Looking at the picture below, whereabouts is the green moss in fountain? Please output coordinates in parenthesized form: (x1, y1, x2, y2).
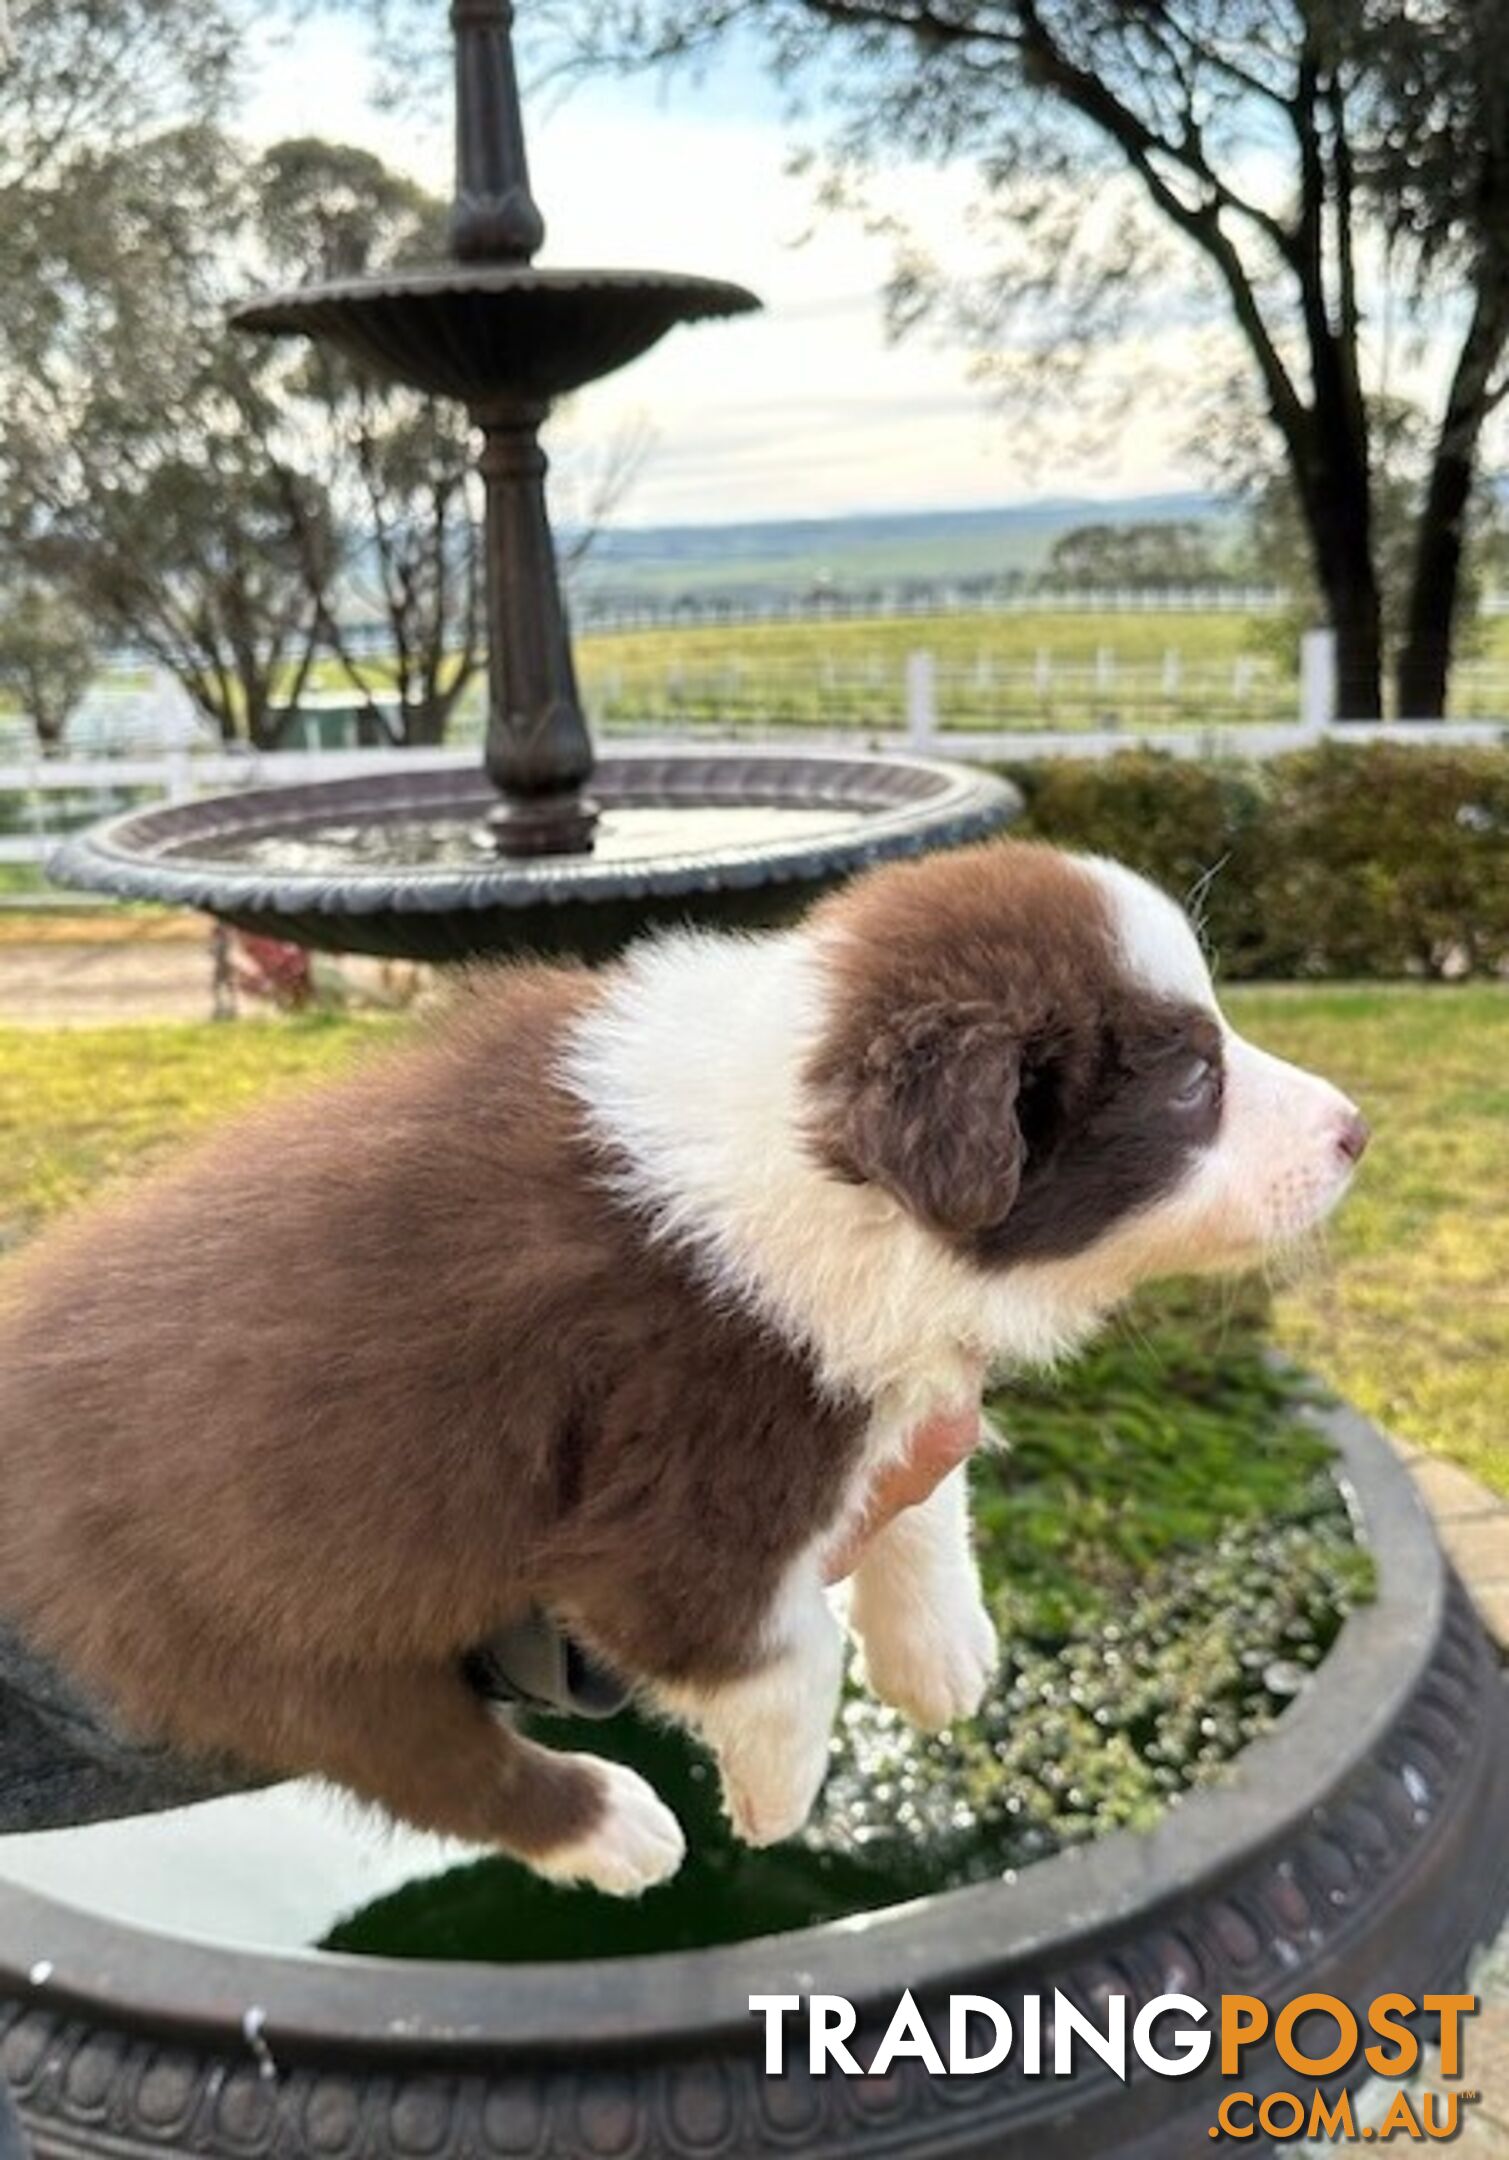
(323, 1280, 1374, 1965)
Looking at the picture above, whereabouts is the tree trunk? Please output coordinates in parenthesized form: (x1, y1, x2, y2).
(1328, 569, 1385, 723)
(1395, 451, 1474, 720)
(1396, 286, 1509, 719)
(404, 697, 448, 748)
(247, 689, 282, 752)
(1305, 469, 1384, 720)
(1289, 298, 1385, 720)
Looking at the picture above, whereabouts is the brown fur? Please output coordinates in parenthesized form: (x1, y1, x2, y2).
(0, 966, 866, 1854)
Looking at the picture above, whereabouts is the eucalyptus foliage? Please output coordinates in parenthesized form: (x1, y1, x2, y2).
(544, 0, 1509, 722)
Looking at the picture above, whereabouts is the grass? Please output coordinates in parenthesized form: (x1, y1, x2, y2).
(319, 605, 1509, 732)
(573, 609, 1295, 733)
(1223, 985, 1508, 1498)
(577, 609, 1268, 673)
(0, 1016, 376, 1240)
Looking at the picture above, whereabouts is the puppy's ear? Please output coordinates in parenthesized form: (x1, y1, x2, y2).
(817, 1001, 1025, 1235)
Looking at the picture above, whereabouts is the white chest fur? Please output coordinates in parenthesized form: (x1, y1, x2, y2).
(560, 925, 1103, 1430)
(560, 930, 985, 1403)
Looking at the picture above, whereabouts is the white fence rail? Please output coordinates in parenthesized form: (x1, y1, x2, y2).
(574, 583, 1290, 633)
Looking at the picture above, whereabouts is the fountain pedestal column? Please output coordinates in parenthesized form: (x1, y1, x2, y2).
(476, 409, 599, 856)
(449, 0, 545, 263)
(57, 0, 1014, 948)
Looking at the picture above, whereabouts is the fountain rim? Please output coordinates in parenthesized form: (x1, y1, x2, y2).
(0, 1399, 1448, 2061)
(48, 749, 1022, 917)
(231, 262, 763, 330)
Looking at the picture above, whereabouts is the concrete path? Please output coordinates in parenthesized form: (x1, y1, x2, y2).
(0, 933, 215, 1025)
(1402, 1451, 1509, 1655)
(1372, 1447, 1509, 2154)
(0, 914, 215, 1026)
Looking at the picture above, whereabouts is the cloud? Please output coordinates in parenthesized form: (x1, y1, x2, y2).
(239, 13, 1199, 522)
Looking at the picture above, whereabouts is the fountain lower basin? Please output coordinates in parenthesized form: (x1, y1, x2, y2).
(49, 748, 1021, 962)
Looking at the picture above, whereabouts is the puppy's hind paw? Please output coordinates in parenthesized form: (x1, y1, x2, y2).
(532, 1757, 685, 1897)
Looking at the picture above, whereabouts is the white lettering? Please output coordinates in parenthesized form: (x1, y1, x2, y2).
(950, 1995, 1013, 2075)
(1134, 1994, 1211, 2076)
(1054, 1991, 1127, 2079)
(747, 1995, 800, 2076)
(868, 1989, 946, 2077)
(809, 1994, 862, 2076)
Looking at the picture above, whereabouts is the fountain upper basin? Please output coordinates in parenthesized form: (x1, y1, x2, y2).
(232, 265, 761, 403)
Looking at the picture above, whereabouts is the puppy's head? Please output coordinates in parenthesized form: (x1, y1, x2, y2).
(806, 842, 1366, 1288)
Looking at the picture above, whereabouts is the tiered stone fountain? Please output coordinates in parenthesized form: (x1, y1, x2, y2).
(50, 0, 1015, 957)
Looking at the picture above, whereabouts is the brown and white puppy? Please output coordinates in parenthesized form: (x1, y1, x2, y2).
(0, 844, 1367, 1895)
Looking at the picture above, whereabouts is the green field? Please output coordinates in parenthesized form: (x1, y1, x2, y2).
(571, 608, 1509, 730)
(10, 605, 1506, 754)
(573, 608, 1294, 733)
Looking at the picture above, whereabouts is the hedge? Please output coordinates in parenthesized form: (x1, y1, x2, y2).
(1000, 742, 1509, 980)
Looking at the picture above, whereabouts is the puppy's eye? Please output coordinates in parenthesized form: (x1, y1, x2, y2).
(1170, 1054, 1216, 1110)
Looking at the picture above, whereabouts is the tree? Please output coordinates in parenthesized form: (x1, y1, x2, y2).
(0, 125, 340, 749)
(1041, 520, 1226, 592)
(1198, 387, 1502, 662)
(561, 0, 1509, 718)
(0, 123, 497, 752)
(254, 139, 486, 747)
(0, 0, 237, 192)
(0, 579, 98, 751)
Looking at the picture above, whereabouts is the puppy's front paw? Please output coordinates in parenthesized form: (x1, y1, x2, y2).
(720, 1726, 833, 1848)
(533, 1757, 685, 1897)
(860, 1595, 999, 1733)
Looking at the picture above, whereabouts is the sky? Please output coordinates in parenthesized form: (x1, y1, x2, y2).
(240, 12, 1199, 527)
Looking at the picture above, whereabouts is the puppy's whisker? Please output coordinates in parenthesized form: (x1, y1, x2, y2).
(1262, 1225, 1331, 1294)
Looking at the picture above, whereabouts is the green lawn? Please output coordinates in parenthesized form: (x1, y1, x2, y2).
(1223, 985, 1508, 1496)
(0, 988, 1502, 1497)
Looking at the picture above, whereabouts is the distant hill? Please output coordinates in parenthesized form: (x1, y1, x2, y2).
(572, 494, 1240, 601)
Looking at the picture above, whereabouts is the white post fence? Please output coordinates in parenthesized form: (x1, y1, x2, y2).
(905, 649, 938, 752)
(1300, 628, 1339, 734)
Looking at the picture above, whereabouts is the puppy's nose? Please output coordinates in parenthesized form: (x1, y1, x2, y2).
(1336, 1109, 1370, 1164)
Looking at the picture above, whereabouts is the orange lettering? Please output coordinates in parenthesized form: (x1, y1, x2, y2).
(1423, 1994, 1475, 2078)
(1274, 1994, 1358, 2079)
(1221, 1996, 1269, 2076)
(1365, 1992, 1419, 2078)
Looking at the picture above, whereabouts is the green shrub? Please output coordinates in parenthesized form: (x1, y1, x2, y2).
(1000, 753, 1269, 973)
(1257, 744, 1509, 979)
(1004, 741, 1509, 980)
